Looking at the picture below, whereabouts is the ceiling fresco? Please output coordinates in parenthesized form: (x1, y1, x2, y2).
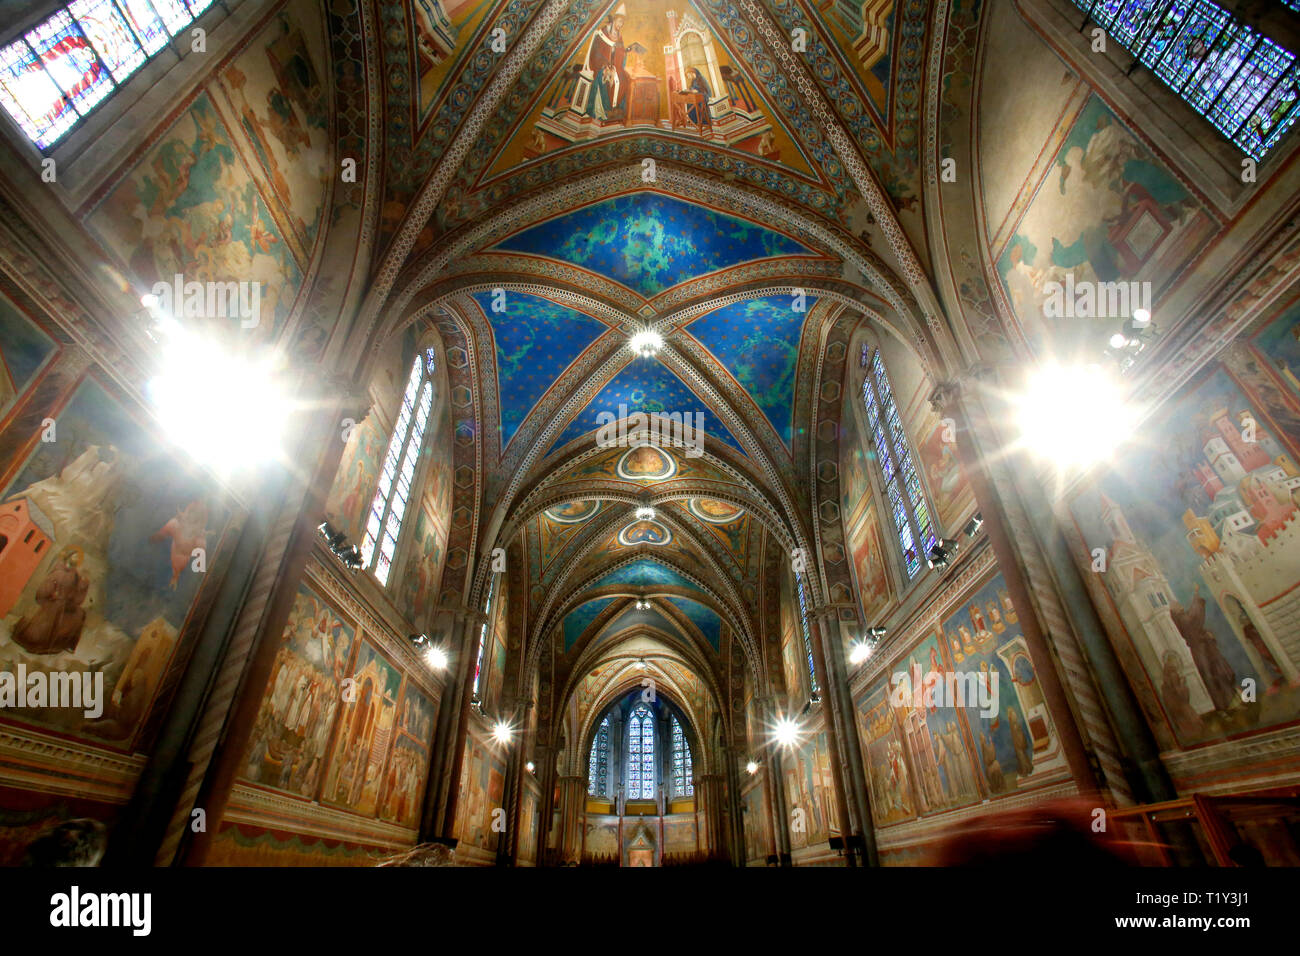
(480, 0, 820, 180)
(547, 356, 747, 455)
(662, 595, 722, 650)
(490, 192, 813, 301)
(684, 293, 815, 446)
(589, 557, 704, 594)
(470, 290, 612, 448)
(563, 595, 619, 651)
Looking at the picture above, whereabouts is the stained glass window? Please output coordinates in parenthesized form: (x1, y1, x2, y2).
(628, 705, 655, 799)
(1070, 0, 1300, 159)
(671, 715, 694, 797)
(795, 574, 819, 696)
(0, 1, 217, 150)
(862, 348, 937, 580)
(361, 349, 437, 585)
(472, 573, 497, 699)
(588, 716, 610, 796)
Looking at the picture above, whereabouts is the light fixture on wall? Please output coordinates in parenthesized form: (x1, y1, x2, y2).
(526, 761, 536, 774)
(1105, 309, 1155, 371)
(635, 597, 651, 610)
(629, 329, 663, 359)
(926, 538, 960, 571)
(962, 513, 983, 538)
(317, 521, 363, 571)
(492, 721, 514, 746)
(745, 760, 759, 775)
(410, 633, 447, 669)
(850, 626, 887, 666)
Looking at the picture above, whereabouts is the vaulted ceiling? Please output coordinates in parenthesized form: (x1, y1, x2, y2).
(334, 0, 975, 722)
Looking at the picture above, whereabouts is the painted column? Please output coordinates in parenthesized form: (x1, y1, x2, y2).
(426, 604, 490, 839)
(811, 605, 878, 865)
(805, 610, 857, 866)
(556, 774, 586, 863)
(758, 693, 793, 865)
(532, 743, 556, 864)
(698, 773, 725, 854)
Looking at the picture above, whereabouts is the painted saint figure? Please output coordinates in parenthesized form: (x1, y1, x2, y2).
(1170, 585, 1238, 713)
(11, 547, 90, 655)
(684, 67, 711, 126)
(584, 6, 629, 120)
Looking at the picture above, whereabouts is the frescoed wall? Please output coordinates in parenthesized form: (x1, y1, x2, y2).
(321, 640, 402, 817)
(453, 726, 508, 861)
(228, 566, 442, 864)
(740, 778, 770, 864)
(214, 0, 331, 247)
(663, 813, 697, 852)
(784, 727, 838, 851)
(87, 94, 303, 344)
(853, 569, 1071, 844)
(1066, 293, 1300, 761)
(240, 581, 355, 799)
(994, 95, 1217, 357)
(0, 375, 232, 750)
(0, 291, 56, 423)
(518, 780, 541, 865)
(323, 413, 386, 546)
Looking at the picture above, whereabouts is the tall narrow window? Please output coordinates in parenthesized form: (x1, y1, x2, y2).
(471, 573, 498, 701)
(588, 716, 610, 796)
(1068, 0, 1300, 160)
(0, 0, 216, 149)
(795, 574, 818, 696)
(671, 715, 693, 797)
(628, 704, 655, 799)
(862, 348, 937, 580)
(360, 349, 436, 585)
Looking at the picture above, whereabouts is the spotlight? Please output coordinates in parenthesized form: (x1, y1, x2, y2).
(1015, 363, 1134, 470)
(492, 721, 513, 745)
(409, 633, 429, 647)
(338, 545, 363, 570)
(926, 538, 959, 571)
(849, 641, 872, 665)
(526, 761, 536, 774)
(865, 626, 887, 639)
(1131, 308, 1151, 328)
(635, 506, 656, 521)
(629, 330, 663, 358)
(635, 598, 651, 610)
(772, 716, 800, 748)
(636, 657, 647, 671)
(962, 513, 983, 538)
(745, 760, 759, 775)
